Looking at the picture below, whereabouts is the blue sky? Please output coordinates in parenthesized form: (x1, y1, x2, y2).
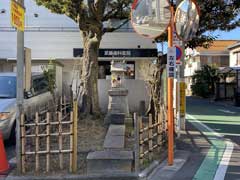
(211, 28, 240, 40)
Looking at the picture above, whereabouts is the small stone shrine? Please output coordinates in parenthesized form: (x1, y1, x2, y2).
(105, 60, 129, 124)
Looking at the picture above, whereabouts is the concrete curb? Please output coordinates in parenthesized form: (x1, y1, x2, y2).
(138, 161, 159, 180)
(6, 151, 189, 180)
(6, 172, 139, 180)
(147, 150, 190, 180)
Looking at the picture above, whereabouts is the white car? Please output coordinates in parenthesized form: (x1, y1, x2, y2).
(0, 72, 53, 143)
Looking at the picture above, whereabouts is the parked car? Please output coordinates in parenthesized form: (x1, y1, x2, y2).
(0, 72, 53, 143)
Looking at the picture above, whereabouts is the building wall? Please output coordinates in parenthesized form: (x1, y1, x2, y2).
(0, 62, 14, 72)
(98, 79, 149, 113)
(229, 46, 240, 67)
(0, 31, 155, 60)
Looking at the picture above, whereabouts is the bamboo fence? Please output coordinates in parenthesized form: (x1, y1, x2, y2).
(134, 111, 167, 171)
(20, 97, 78, 173)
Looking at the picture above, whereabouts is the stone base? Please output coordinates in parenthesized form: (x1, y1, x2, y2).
(87, 150, 133, 174)
(107, 88, 129, 115)
(104, 125, 125, 149)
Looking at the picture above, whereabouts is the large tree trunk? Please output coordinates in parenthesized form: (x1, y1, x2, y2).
(79, 30, 102, 116)
(147, 55, 167, 120)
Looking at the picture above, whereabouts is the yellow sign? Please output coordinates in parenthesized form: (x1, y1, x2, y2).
(11, 0, 25, 31)
(180, 82, 186, 117)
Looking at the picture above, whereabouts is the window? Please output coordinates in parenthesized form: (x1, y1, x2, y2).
(0, 76, 16, 98)
(212, 56, 221, 67)
(220, 56, 229, 67)
(32, 76, 49, 95)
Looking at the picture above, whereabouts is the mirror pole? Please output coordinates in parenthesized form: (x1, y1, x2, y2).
(167, 4, 174, 166)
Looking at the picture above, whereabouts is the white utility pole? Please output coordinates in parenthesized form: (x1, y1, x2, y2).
(16, 0, 25, 173)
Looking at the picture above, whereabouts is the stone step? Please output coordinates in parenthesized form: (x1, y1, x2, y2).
(110, 113, 125, 124)
(104, 125, 125, 149)
(87, 150, 133, 174)
(107, 124, 125, 136)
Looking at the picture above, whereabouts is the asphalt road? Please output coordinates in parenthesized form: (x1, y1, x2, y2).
(185, 97, 240, 180)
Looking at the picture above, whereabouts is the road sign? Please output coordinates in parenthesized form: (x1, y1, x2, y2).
(175, 45, 182, 61)
(11, 0, 25, 31)
(167, 47, 176, 78)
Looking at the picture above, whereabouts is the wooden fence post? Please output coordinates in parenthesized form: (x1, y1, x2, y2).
(134, 113, 140, 172)
(158, 112, 163, 149)
(72, 100, 78, 172)
(58, 112, 63, 170)
(148, 114, 153, 161)
(69, 112, 73, 172)
(20, 114, 25, 173)
(64, 96, 67, 115)
(139, 116, 143, 165)
(35, 112, 39, 172)
(60, 96, 63, 114)
(46, 112, 50, 172)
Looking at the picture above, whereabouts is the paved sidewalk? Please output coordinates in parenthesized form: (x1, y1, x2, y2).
(145, 121, 211, 180)
(147, 150, 190, 180)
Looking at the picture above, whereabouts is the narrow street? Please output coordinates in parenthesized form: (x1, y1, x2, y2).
(174, 97, 240, 180)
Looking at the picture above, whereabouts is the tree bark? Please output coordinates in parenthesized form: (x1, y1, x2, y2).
(147, 55, 167, 120)
(79, 30, 102, 116)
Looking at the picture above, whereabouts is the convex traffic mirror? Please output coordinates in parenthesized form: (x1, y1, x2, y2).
(131, 0, 171, 39)
(174, 0, 200, 41)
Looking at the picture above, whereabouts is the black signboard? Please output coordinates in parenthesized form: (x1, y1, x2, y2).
(73, 48, 157, 58)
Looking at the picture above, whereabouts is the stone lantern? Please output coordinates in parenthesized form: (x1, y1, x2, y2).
(105, 60, 129, 124)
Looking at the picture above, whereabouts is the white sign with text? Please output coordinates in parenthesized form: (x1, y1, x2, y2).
(167, 47, 176, 78)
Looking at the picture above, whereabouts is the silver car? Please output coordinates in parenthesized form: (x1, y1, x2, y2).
(0, 72, 52, 143)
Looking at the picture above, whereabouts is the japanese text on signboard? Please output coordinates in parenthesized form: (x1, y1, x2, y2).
(11, 0, 25, 31)
(167, 47, 176, 78)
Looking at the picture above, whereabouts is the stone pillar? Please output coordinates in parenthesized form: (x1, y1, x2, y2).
(105, 60, 129, 124)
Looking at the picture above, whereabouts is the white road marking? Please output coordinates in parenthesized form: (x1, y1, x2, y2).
(186, 114, 222, 137)
(213, 141, 234, 180)
(186, 114, 234, 180)
(218, 109, 236, 114)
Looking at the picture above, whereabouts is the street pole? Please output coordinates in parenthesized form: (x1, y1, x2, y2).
(16, 0, 25, 173)
(167, 4, 174, 166)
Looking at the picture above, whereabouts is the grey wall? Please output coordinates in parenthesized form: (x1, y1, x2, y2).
(64, 79, 149, 113)
(98, 79, 149, 113)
